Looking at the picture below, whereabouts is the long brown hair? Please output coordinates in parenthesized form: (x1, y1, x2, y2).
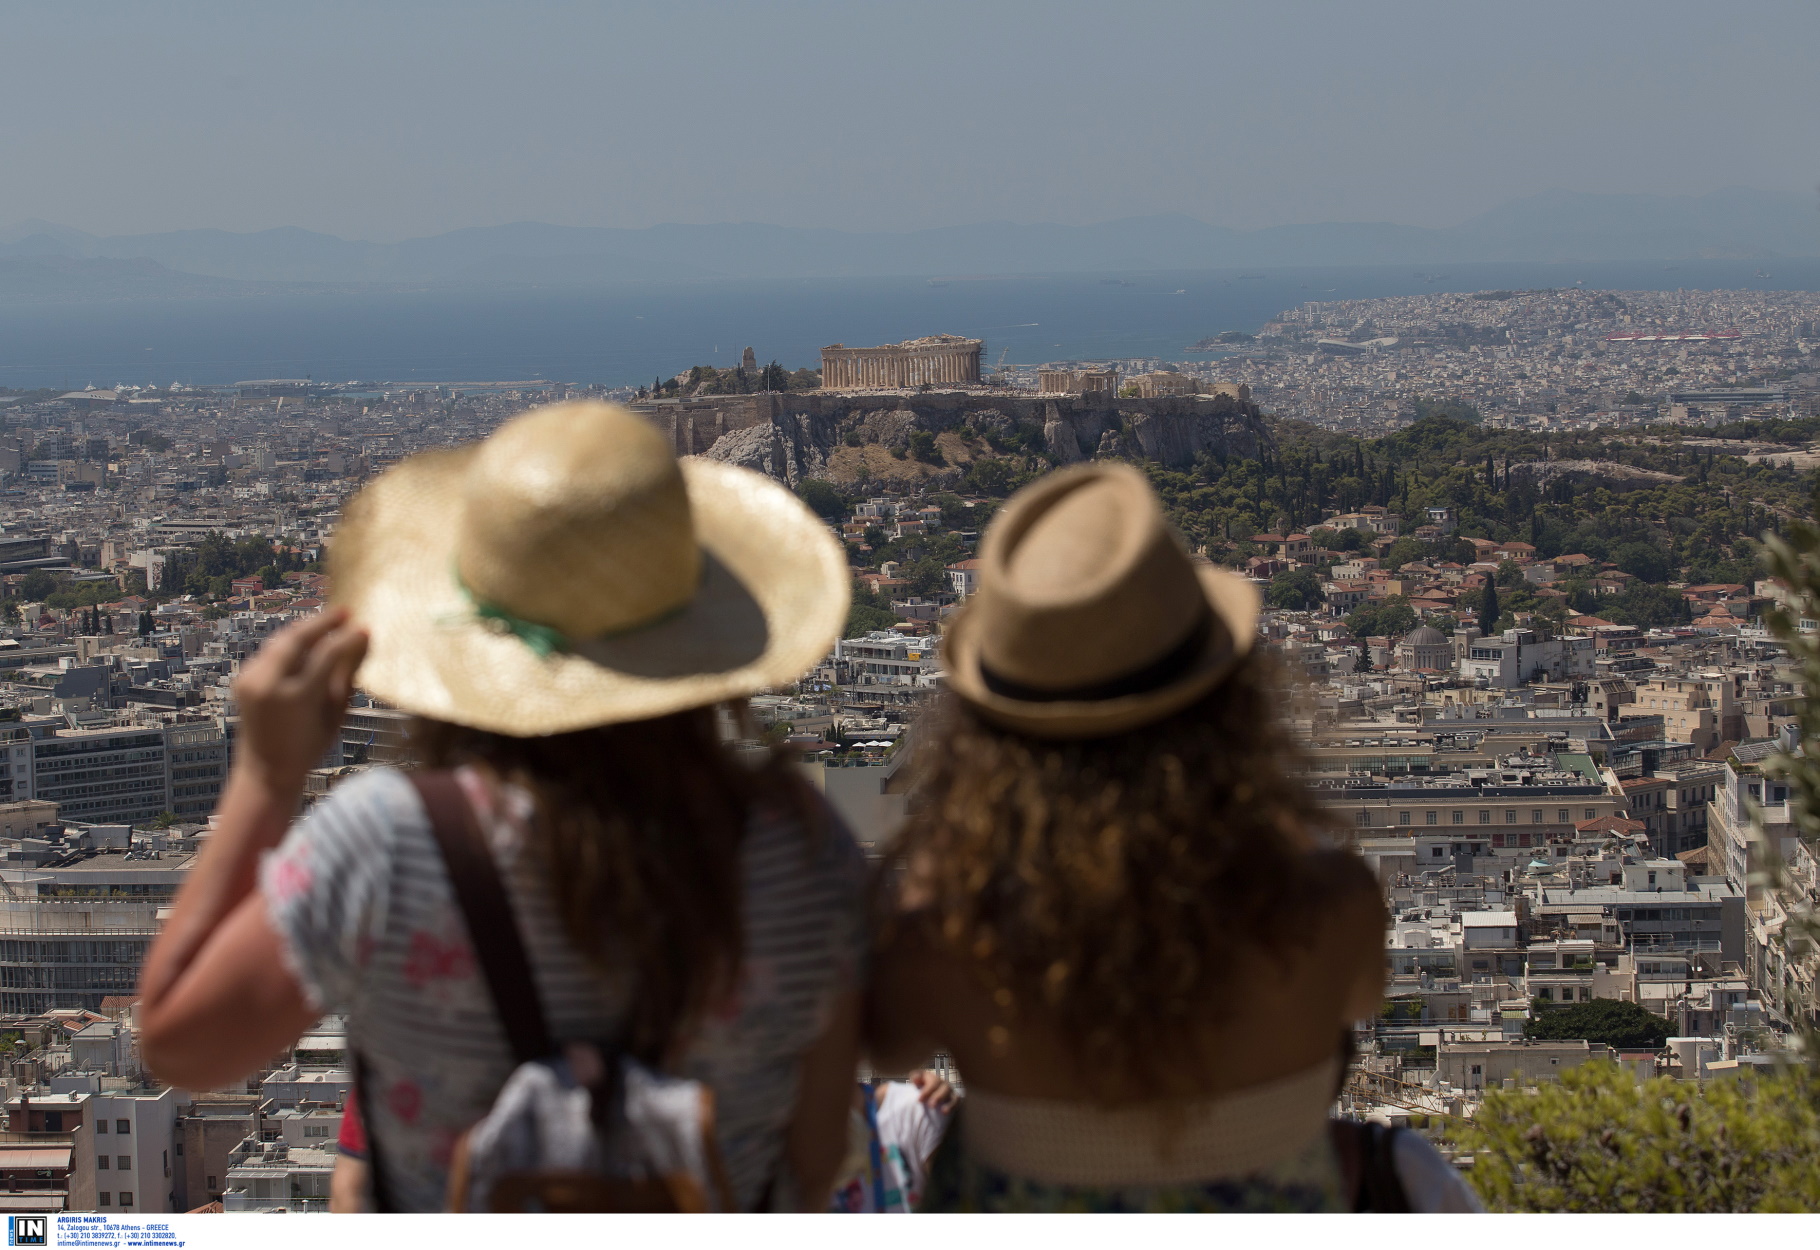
(889, 654, 1362, 1101)
(411, 704, 812, 1065)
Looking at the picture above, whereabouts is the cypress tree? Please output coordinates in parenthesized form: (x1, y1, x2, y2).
(1481, 579, 1500, 632)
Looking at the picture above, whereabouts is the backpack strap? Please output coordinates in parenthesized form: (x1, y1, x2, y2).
(1330, 1119, 1413, 1212)
(1357, 1122, 1412, 1213)
(351, 1054, 392, 1212)
(410, 770, 555, 1064)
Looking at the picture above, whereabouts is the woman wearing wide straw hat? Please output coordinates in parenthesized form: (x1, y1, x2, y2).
(138, 401, 866, 1211)
(868, 462, 1387, 1212)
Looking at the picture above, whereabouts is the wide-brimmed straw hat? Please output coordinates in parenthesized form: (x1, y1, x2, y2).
(943, 462, 1259, 739)
(330, 401, 848, 736)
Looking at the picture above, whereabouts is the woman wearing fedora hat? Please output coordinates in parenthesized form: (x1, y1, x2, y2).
(868, 462, 1387, 1212)
(137, 402, 869, 1211)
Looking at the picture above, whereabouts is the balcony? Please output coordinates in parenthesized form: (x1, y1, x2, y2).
(221, 1188, 329, 1214)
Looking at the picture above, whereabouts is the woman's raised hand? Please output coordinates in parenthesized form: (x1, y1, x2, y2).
(233, 607, 369, 792)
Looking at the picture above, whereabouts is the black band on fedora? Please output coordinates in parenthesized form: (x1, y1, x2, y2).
(979, 609, 1214, 705)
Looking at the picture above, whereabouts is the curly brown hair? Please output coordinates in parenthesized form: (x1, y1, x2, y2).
(887, 654, 1355, 1101)
(411, 705, 816, 1067)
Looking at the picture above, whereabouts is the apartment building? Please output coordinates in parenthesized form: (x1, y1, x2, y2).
(18, 724, 167, 826)
(0, 848, 193, 1013)
(1460, 629, 1594, 689)
(221, 1137, 336, 1213)
(1529, 857, 1744, 964)
(1312, 760, 1625, 848)
(165, 720, 230, 820)
(1438, 1039, 1613, 1092)
(88, 1087, 182, 1214)
(172, 1094, 262, 1212)
(834, 632, 940, 689)
(1631, 674, 1740, 751)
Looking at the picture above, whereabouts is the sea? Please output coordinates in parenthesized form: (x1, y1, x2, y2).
(2, 258, 1817, 392)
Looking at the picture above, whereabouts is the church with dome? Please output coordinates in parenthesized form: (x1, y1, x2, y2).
(1395, 624, 1453, 673)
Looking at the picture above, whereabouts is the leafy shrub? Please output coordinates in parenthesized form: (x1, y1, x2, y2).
(1455, 1062, 1820, 1212)
(795, 478, 844, 520)
(1525, 998, 1672, 1049)
(908, 431, 944, 465)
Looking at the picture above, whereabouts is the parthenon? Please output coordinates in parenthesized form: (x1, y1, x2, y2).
(821, 334, 983, 390)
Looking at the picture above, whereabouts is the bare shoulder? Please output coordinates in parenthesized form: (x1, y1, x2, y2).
(1308, 847, 1386, 931)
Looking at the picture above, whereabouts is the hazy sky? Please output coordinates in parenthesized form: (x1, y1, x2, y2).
(5, 0, 1817, 241)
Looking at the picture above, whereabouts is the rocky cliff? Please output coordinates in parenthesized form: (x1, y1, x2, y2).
(636, 390, 1272, 487)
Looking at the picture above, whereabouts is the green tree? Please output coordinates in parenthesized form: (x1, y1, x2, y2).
(1479, 579, 1499, 630)
(1454, 1062, 1820, 1212)
(1495, 557, 1525, 588)
(796, 479, 845, 521)
(908, 431, 945, 465)
(1265, 567, 1324, 611)
(1525, 997, 1672, 1049)
(1345, 595, 1415, 641)
(845, 602, 899, 636)
(965, 458, 1014, 496)
(18, 570, 55, 601)
(1615, 541, 1672, 584)
(1603, 583, 1693, 629)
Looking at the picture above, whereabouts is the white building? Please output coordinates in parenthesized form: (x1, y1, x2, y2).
(1459, 629, 1594, 689)
(221, 1137, 336, 1213)
(834, 633, 941, 688)
(0, 850, 192, 1013)
(1461, 911, 1519, 949)
(84, 1086, 182, 1214)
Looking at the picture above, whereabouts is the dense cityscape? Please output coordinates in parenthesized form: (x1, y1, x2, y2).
(0, 286, 1817, 1212)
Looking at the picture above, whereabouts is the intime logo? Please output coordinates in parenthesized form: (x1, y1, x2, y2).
(8, 1216, 46, 1246)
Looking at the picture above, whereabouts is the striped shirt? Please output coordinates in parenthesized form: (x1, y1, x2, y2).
(261, 765, 868, 1212)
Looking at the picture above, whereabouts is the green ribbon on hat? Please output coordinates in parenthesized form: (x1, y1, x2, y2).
(453, 568, 572, 658)
(447, 559, 706, 659)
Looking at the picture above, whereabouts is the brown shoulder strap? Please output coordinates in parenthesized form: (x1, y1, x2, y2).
(409, 770, 555, 1065)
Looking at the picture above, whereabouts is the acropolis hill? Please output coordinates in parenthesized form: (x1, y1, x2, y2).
(630, 333, 1269, 488)
(631, 386, 1268, 487)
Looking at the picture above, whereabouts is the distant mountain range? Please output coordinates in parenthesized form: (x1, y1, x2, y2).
(1, 187, 1814, 296)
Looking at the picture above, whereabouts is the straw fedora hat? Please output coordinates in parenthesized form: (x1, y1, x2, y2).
(329, 401, 848, 737)
(942, 462, 1259, 739)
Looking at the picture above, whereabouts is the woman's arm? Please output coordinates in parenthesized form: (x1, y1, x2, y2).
(784, 986, 861, 1210)
(138, 609, 367, 1089)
